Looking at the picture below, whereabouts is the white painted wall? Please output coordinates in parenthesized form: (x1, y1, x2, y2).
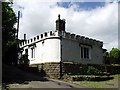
(62, 38, 103, 64)
(62, 38, 80, 62)
(26, 37, 61, 65)
(90, 45, 103, 64)
(20, 31, 103, 65)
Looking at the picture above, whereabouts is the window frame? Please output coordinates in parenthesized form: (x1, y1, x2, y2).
(31, 47, 35, 59)
(80, 45, 91, 60)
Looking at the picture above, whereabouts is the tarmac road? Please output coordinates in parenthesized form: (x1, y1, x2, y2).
(3, 64, 86, 89)
(7, 78, 86, 88)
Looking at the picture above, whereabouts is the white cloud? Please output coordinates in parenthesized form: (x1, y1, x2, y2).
(13, 1, 118, 51)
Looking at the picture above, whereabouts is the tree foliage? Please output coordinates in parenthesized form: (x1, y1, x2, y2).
(109, 48, 120, 59)
(109, 48, 120, 64)
(103, 48, 120, 64)
(2, 2, 18, 65)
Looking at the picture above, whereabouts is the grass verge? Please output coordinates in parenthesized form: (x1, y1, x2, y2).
(72, 74, 119, 88)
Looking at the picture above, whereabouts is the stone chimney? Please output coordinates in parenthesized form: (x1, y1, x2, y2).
(56, 14, 66, 32)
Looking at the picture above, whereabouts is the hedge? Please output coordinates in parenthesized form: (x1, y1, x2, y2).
(71, 75, 113, 81)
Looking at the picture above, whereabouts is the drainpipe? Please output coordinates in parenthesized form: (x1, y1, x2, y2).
(60, 35, 62, 79)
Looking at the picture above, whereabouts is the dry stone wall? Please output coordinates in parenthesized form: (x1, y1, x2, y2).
(38, 63, 62, 79)
(34, 62, 120, 79)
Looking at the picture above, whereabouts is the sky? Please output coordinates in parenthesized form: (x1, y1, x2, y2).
(12, 0, 119, 51)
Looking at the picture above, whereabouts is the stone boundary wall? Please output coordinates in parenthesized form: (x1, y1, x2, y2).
(31, 62, 120, 79)
(37, 62, 62, 79)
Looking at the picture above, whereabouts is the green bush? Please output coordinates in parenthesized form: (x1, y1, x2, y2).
(71, 75, 113, 81)
(87, 66, 99, 75)
(86, 66, 110, 76)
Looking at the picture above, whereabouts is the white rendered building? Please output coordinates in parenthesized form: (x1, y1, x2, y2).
(19, 15, 103, 65)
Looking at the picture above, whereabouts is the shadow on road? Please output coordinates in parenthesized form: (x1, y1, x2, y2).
(2, 63, 49, 89)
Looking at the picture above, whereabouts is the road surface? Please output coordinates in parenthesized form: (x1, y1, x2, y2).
(2, 64, 86, 89)
(4, 78, 86, 88)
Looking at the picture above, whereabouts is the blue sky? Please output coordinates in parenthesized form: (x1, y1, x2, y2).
(57, 2, 106, 10)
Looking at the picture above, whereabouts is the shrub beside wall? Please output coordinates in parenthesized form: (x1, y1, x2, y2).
(62, 63, 120, 75)
(71, 75, 113, 81)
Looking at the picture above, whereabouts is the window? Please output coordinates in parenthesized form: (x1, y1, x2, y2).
(31, 48, 33, 58)
(31, 48, 35, 58)
(86, 48, 89, 58)
(84, 48, 87, 58)
(25, 49, 28, 55)
(81, 46, 90, 59)
(81, 47, 83, 58)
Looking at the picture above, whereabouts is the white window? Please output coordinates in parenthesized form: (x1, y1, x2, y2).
(31, 48, 35, 58)
(81, 46, 91, 59)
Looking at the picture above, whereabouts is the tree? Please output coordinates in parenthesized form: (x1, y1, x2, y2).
(109, 48, 120, 64)
(103, 51, 110, 64)
(2, 2, 18, 65)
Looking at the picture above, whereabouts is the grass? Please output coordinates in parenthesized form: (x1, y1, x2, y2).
(72, 74, 120, 88)
(111, 64, 120, 66)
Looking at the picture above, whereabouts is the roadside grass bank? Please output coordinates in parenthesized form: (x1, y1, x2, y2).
(72, 74, 120, 88)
